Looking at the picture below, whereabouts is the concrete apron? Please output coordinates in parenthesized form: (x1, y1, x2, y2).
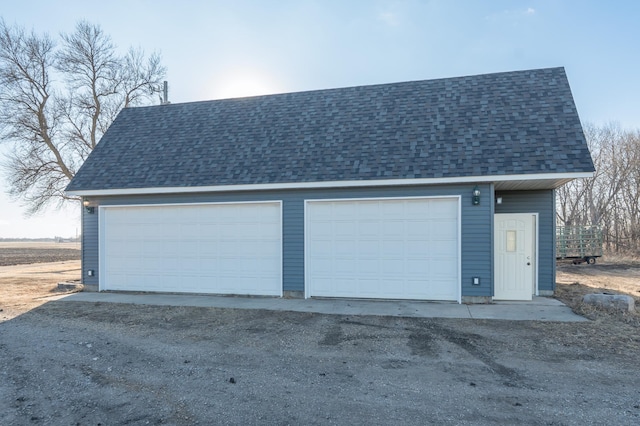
(61, 293, 588, 322)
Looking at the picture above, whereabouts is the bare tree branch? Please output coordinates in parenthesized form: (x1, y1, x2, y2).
(557, 122, 640, 252)
(0, 19, 166, 214)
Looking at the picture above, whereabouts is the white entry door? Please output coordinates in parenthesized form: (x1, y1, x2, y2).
(494, 213, 536, 300)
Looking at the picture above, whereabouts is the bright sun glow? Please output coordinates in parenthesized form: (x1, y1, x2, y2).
(210, 69, 283, 100)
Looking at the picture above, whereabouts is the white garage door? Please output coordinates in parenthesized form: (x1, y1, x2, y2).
(100, 202, 282, 295)
(306, 197, 459, 301)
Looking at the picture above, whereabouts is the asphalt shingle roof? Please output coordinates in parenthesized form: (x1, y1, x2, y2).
(66, 67, 594, 192)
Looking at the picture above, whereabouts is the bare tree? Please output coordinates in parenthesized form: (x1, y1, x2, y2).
(557, 122, 640, 253)
(0, 20, 165, 214)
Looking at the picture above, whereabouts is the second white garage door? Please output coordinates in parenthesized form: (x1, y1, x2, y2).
(306, 197, 460, 301)
(100, 202, 282, 295)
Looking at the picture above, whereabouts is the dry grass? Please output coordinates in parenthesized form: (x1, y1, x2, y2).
(555, 256, 640, 328)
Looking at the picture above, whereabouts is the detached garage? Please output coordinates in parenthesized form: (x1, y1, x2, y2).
(66, 67, 595, 304)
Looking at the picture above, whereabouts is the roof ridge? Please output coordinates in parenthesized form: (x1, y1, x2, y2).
(129, 66, 567, 110)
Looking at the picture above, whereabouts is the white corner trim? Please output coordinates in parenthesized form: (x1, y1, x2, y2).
(66, 172, 594, 197)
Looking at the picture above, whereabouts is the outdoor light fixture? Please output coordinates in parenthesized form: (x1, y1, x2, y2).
(472, 186, 481, 205)
(83, 199, 95, 214)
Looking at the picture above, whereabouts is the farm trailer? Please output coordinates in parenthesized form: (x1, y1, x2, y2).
(556, 225, 603, 264)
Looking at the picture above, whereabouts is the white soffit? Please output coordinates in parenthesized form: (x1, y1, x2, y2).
(67, 172, 594, 197)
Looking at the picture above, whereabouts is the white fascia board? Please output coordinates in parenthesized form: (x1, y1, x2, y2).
(66, 171, 594, 197)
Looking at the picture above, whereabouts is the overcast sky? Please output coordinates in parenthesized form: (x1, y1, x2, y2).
(1, 0, 639, 238)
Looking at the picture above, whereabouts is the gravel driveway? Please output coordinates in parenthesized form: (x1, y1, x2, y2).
(1, 300, 639, 425)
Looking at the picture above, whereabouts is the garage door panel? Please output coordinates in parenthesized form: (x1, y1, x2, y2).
(431, 241, 458, 256)
(334, 202, 355, 216)
(407, 222, 429, 238)
(405, 258, 430, 275)
(357, 258, 380, 274)
(259, 262, 281, 277)
(310, 257, 333, 274)
(381, 201, 404, 216)
(379, 279, 403, 293)
(357, 240, 379, 256)
(404, 201, 430, 218)
(356, 278, 381, 295)
(105, 240, 126, 256)
(379, 258, 404, 275)
(161, 241, 180, 257)
(334, 279, 356, 295)
(330, 257, 349, 273)
(312, 278, 333, 293)
(199, 242, 219, 256)
(404, 279, 430, 296)
(200, 223, 219, 235)
(429, 200, 457, 216)
(358, 221, 380, 236)
(434, 245, 459, 259)
(334, 240, 357, 255)
(334, 221, 356, 237)
(381, 240, 404, 255)
(259, 225, 281, 240)
(179, 257, 200, 271)
(179, 243, 200, 257)
(181, 223, 200, 238)
(102, 202, 282, 296)
(307, 198, 459, 301)
(200, 258, 219, 274)
(308, 203, 332, 220)
(431, 219, 457, 235)
(381, 221, 404, 236)
(309, 239, 332, 256)
(310, 221, 332, 236)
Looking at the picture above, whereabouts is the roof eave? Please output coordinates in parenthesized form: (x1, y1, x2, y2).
(66, 172, 594, 197)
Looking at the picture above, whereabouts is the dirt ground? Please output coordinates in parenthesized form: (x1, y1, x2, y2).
(1, 245, 639, 424)
(0, 241, 80, 266)
(0, 260, 81, 321)
(0, 242, 81, 320)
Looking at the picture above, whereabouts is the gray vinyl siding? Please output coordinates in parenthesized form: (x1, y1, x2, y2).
(81, 183, 493, 297)
(494, 189, 556, 292)
(460, 184, 493, 297)
(81, 203, 99, 286)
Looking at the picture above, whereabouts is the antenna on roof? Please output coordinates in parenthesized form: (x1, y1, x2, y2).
(160, 81, 170, 105)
